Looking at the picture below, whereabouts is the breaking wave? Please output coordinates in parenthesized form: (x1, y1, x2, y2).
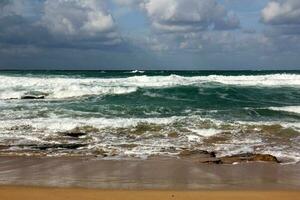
(269, 106, 300, 114)
(0, 73, 299, 99)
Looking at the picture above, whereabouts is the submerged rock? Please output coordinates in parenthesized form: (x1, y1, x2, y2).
(21, 95, 45, 99)
(63, 132, 87, 138)
(93, 149, 108, 157)
(17, 143, 86, 150)
(179, 150, 279, 164)
(179, 149, 216, 157)
(0, 145, 9, 150)
(219, 153, 279, 164)
(167, 132, 179, 138)
(179, 149, 219, 163)
(62, 126, 99, 138)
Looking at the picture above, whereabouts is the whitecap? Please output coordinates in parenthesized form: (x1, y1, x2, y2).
(268, 106, 300, 114)
(0, 73, 300, 99)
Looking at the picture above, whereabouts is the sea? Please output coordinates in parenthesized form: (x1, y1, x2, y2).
(0, 70, 299, 163)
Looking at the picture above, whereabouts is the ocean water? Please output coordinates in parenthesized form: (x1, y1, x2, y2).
(0, 70, 299, 163)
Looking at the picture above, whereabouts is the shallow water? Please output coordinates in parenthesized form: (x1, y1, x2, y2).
(0, 70, 299, 162)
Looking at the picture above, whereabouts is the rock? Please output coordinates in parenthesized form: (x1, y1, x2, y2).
(17, 143, 86, 150)
(219, 153, 279, 164)
(201, 158, 223, 164)
(179, 150, 279, 164)
(0, 145, 9, 150)
(179, 149, 219, 163)
(64, 132, 87, 138)
(179, 149, 216, 157)
(118, 144, 138, 149)
(62, 126, 100, 138)
(21, 95, 45, 99)
(167, 132, 179, 138)
(93, 149, 108, 157)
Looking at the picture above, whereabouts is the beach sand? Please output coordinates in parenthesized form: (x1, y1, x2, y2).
(0, 187, 300, 200)
(0, 156, 299, 199)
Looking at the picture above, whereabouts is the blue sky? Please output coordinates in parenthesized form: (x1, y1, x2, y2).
(0, 0, 300, 70)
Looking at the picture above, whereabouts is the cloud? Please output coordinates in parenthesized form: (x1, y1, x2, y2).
(261, 0, 300, 52)
(0, 0, 122, 49)
(142, 0, 240, 33)
(261, 0, 300, 25)
(42, 0, 115, 37)
(113, 0, 142, 7)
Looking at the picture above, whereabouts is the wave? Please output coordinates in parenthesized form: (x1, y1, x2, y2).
(0, 73, 299, 99)
(268, 106, 300, 114)
(128, 70, 145, 74)
(0, 115, 299, 162)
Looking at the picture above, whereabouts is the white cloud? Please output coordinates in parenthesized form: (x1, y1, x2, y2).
(142, 0, 239, 33)
(261, 0, 300, 51)
(41, 0, 116, 37)
(262, 0, 300, 25)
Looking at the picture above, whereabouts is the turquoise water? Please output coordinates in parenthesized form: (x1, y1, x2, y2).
(0, 70, 299, 162)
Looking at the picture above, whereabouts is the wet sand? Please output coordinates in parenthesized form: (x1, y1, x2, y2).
(0, 156, 299, 190)
(0, 156, 299, 200)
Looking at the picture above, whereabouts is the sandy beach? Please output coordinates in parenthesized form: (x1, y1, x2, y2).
(0, 187, 300, 200)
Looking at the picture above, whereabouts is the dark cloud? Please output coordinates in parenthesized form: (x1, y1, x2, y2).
(0, 0, 123, 50)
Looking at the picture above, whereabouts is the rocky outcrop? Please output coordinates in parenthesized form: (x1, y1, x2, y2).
(179, 150, 280, 164)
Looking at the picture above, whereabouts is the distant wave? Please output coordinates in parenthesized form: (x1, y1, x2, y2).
(128, 70, 145, 74)
(0, 73, 300, 99)
(269, 106, 300, 114)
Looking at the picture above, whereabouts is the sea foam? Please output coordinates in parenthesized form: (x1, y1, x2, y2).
(269, 106, 300, 114)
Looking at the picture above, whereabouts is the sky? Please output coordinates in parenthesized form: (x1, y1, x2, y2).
(0, 0, 300, 70)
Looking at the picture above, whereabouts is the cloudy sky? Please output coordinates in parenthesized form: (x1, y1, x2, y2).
(0, 0, 300, 70)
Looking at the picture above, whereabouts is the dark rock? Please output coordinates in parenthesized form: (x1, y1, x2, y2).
(179, 149, 216, 157)
(167, 132, 179, 138)
(93, 149, 108, 157)
(219, 153, 279, 164)
(61, 126, 100, 138)
(0, 145, 9, 150)
(179, 149, 218, 163)
(179, 150, 279, 164)
(201, 158, 223, 164)
(118, 144, 138, 149)
(21, 95, 45, 99)
(64, 132, 87, 138)
(17, 143, 86, 150)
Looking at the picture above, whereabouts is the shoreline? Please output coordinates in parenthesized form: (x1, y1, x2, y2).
(0, 156, 299, 190)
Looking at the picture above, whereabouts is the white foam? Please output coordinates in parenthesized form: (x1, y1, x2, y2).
(188, 128, 220, 137)
(128, 70, 145, 74)
(269, 106, 300, 114)
(0, 73, 299, 99)
(0, 116, 181, 132)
